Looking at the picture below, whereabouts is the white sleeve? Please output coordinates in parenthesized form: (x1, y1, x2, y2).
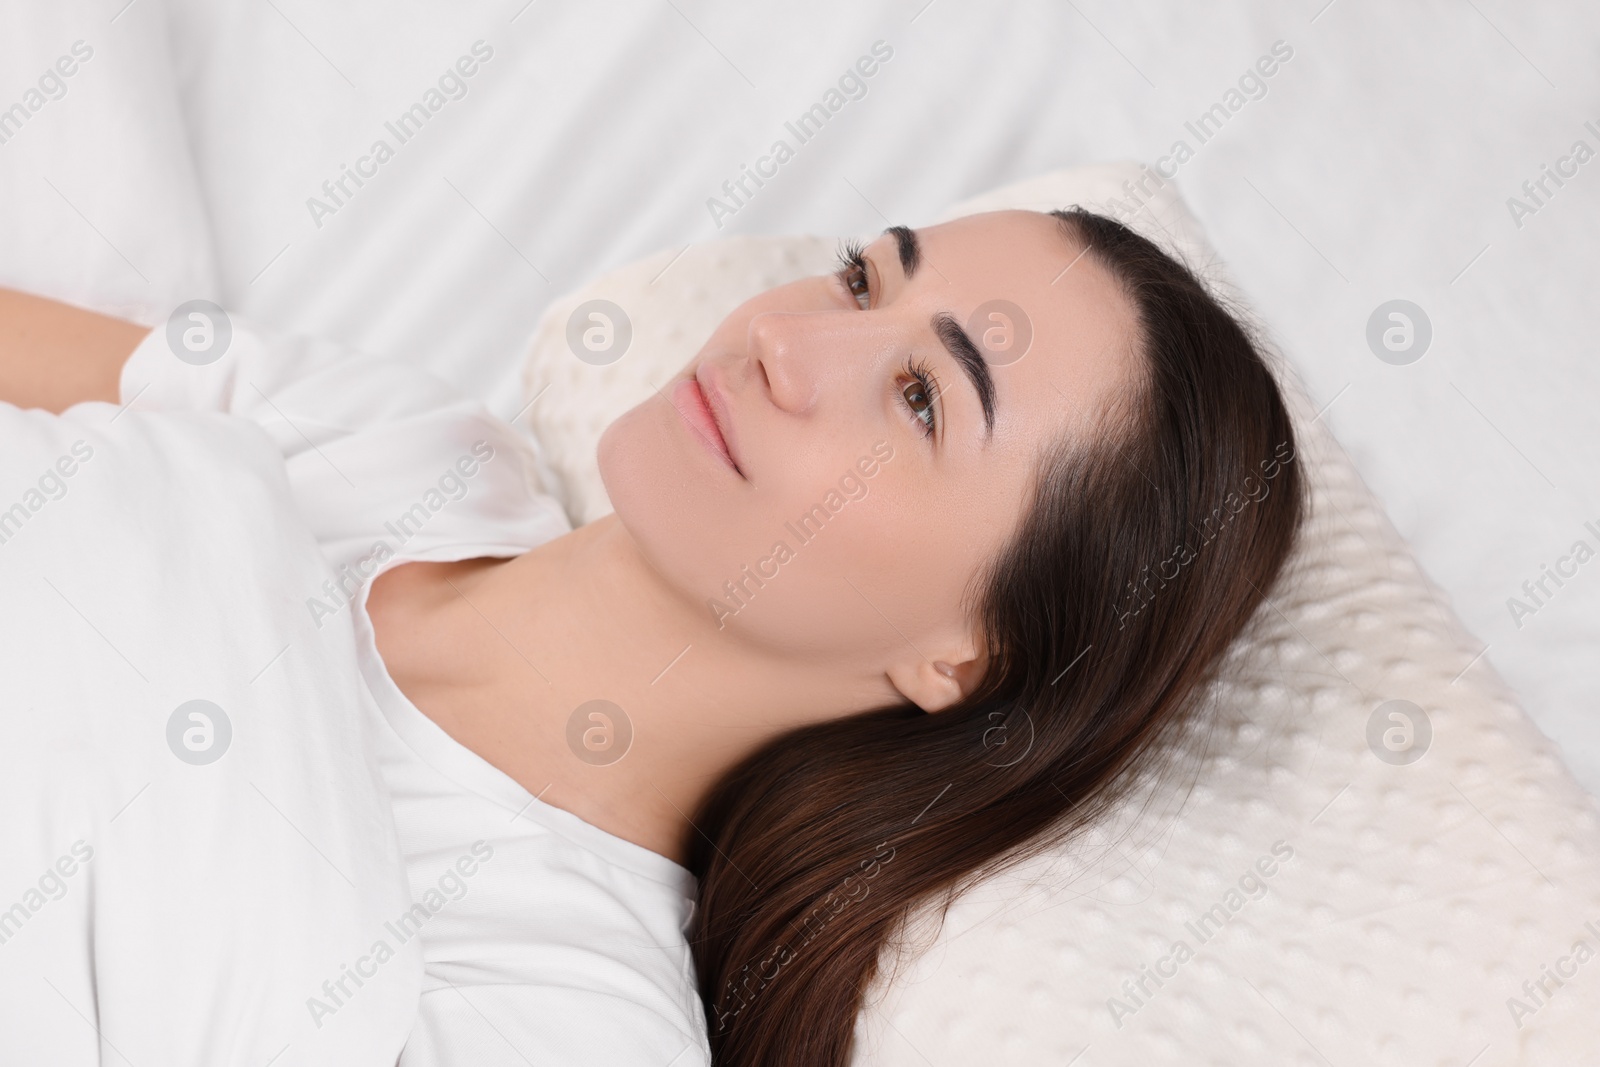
(118, 316, 572, 570)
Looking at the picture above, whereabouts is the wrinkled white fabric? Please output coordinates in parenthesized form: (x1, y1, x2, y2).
(0, 320, 708, 1066)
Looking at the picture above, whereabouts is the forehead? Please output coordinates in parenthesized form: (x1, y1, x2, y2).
(872, 209, 1141, 451)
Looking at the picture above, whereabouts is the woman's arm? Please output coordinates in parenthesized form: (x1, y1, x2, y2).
(0, 288, 150, 413)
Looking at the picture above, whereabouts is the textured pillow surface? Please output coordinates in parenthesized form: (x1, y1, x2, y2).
(523, 164, 1600, 1066)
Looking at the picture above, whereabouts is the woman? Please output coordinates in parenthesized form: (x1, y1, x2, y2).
(0, 207, 1303, 1065)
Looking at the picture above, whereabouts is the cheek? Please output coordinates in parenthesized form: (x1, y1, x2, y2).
(721, 472, 982, 654)
(838, 488, 983, 614)
(601, 399, 996, 658)
(847, 465, 1026, 634)
(602, 411, 884, 652)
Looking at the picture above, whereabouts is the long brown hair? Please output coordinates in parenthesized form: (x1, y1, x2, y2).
(687, 207, 1306, 1065)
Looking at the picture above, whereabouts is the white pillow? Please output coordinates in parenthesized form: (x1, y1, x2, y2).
(522, 165, 1600, 1064)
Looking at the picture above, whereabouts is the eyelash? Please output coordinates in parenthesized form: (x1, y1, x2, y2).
(835, 240, 870, 309)
(833, 240, 941, 441)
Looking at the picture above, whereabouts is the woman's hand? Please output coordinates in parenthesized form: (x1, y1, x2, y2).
(0, 288, 150, 413)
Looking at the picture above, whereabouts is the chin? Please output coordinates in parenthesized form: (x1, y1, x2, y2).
(599, 404, 678, 522)
(598, 401, 725, 584)
(599, 402, 806, 639)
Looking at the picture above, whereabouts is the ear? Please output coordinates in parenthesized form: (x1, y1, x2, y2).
(885, 634, 987, 713)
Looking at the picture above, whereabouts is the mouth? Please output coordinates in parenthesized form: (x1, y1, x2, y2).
(671, 370, 744, 478)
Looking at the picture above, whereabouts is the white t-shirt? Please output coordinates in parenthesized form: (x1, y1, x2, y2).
(119, 320, 712, 1066)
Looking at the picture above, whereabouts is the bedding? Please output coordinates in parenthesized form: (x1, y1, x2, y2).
(519, 165, 1600, 1064)
(0, 320, 708, 1065)
(1, 1, 1597, 1063)
(0, 357, 419, 1064)
(0, 1, 215, 324)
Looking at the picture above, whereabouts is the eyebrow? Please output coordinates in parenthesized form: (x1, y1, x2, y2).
(886, 224, 920, 277)
(933, 313, 996, 440)
(882, 224, 997, 442)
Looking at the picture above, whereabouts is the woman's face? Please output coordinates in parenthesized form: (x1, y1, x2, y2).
(598, 209, 1138, 709)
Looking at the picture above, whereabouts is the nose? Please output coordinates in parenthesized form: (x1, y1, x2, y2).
(746, 311, 817, 415)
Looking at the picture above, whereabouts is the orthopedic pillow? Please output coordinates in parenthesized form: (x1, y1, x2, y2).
(523, 164, 1600, 1065)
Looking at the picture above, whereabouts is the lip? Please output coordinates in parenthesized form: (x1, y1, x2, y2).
(671, 368, 744, 478)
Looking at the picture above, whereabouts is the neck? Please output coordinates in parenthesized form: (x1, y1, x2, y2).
(427, 513, 881, 866)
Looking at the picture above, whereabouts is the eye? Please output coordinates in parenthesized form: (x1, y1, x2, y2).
(832, 239, 938, 442)
(899, 357, 940, 440)
(834, 239, 870, 310)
